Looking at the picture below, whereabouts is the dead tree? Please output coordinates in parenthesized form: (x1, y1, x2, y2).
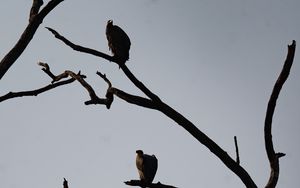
(0, 1, 297, 188)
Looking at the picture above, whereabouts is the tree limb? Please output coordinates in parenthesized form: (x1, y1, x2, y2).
(0, 63, 77, 103)
(45, 27, 114, 62)
(29, 0, 44, 22)
(125, 180, 177, 188)
(47, 28, 258, 188)
(46, 27, 162, 102)
(95, 71, 157, 109)
(0, 0, 64, 80)
(264, 40, 296, 188)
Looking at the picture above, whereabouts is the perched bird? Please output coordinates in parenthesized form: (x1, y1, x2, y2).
(106, 20, 131, 66)
(136, 150, 158, 185)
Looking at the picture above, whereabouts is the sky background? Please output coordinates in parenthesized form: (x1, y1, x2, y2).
(0, 0, 300, 187)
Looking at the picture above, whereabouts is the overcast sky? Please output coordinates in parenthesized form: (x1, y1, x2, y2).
(0, 1, 300, 188)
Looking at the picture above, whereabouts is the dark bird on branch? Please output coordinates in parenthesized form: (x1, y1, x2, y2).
(106, 20, 131, 66)
(136, 150, 158, 186)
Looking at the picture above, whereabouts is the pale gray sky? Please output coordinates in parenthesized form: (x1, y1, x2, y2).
(0, 1, 300, 187)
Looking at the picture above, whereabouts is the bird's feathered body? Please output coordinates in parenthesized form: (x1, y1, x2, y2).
(136, 150, 158, 185)
(106, 20, 131, 65)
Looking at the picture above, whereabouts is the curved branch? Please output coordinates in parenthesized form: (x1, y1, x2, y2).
(0, 0, 64, 80)
(264, 40, 296, 188)
(109, 87, 157, 109)
(47, 28, 258, 187)
(53, 70, 112, 108)
(47, 27, 162, 102)
(46, 27, 114, 62)
(0, 63, 75, 103)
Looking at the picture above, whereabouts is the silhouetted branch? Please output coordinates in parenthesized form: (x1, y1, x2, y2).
(120, 65, 162, 102)
(47, 27, 258, 188)
(0, 0, 64, 79)
(29, 0, 44, 21)
(45, 27, 114, 62)
(47, 27, 162, 102)
(96, 71, 112, 88)
(0, 63, 76, 103)
(125, 180, 177, 188)
(38, 61, 56, 79)
(264, 40, 296, 188)
(234, 136, 240, 165)
(95, 72, 156, 109)
(52, 70, 112, 107)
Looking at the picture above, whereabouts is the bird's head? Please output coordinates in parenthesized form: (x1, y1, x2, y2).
(136, 150, 144, 156)
(107, 19, 113, 26)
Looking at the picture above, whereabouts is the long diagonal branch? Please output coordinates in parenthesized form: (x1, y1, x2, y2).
(46, 27, 161, 102)
(47, 27, 258, 187)
(264, 40, 296, 188)
(0, 0, 64, 79)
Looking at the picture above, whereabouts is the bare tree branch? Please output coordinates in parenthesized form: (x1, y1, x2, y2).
(29, 0, 44, 21)
(46, 27, 162, 102)
(95, 72, 157, 109)
(0, 63, 77, 103)
(47, 28, 258, 188)
(125, 180, 177, 188)
(38, 61, 56, 79)
(0, 79, 74, 103)
(234, 136, 240, 165)
(264, 40, 296, 188)
(0, 0, 64, 80)
(45, 27, 114, 62)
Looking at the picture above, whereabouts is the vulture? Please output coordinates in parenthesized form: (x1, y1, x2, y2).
(106, 20, 131, 65)
(136, 150, 158, 185)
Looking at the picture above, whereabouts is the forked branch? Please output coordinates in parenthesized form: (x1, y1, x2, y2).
(0, 0, 64, 79)
(46, 27, 162, 102)
(47, 27, 258, 188)
(0, 62, 76, 103)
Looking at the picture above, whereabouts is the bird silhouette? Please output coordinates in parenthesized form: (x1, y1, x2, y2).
(106, 20, 131, 66)
(136, 150, 158, 186)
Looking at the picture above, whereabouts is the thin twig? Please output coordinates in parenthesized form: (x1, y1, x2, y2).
(46, 27, 114, 62)
(234, 136, 240, 165)
(96, 71, 112, 88)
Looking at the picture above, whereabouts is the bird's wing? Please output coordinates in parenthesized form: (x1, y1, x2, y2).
(143, 154, 158, 183)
